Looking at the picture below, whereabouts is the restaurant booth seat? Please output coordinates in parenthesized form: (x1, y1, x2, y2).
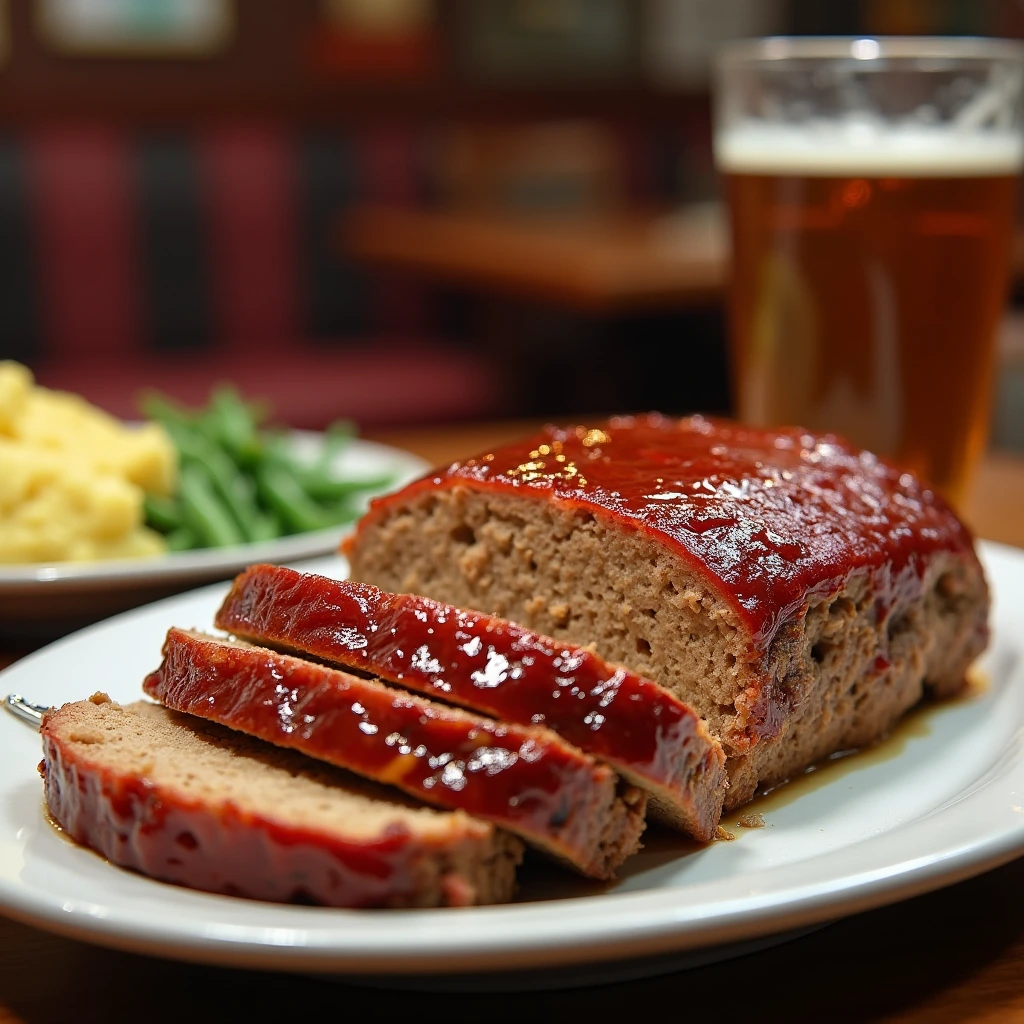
(2, 123, 505, 428)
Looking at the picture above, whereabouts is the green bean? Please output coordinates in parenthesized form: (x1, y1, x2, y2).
(259, 430, 305, 471)
(144, 493, 182, 532)
(162, 421, 265, 542)
(193, 409, 223, 449)
(312, 418, 356, 473)
(249, 510, 282, 543)
(142, 387, 400, 552)
(139, 392, 195, 433)
(256, 463, 333, 535)
(205, 457, 262, 542)
(300, 472, 396, 502)
(164, 525, 199, 552)
(324, 498, 361, 526)
(178, 464, 244, 548)
(210, 385, 262, 466)
(265, 432, 394, 503)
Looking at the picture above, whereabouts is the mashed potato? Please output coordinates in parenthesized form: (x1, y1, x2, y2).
(0, 362, 178, 563)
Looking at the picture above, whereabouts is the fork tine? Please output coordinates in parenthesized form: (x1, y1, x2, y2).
(3, 694, 50, 729)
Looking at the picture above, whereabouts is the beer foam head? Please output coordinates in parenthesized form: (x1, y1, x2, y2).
(716, 121, 1024, 177)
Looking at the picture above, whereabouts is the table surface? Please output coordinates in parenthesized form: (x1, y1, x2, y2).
(342, 204, 728, 312)
(2, 420, 1023, 1023)
(343, 204, 1024, 316)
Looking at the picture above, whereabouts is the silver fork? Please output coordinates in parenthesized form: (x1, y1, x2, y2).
(3, 694, 49, 729)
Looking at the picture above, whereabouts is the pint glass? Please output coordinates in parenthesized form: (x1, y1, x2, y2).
(715, 37, 1024, 501)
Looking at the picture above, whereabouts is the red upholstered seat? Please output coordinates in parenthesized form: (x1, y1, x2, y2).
(33, 339, 500, 430)
(11, 123, 506, 428)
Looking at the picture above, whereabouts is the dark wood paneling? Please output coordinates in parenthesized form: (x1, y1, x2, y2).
(0, 134, 40, 360)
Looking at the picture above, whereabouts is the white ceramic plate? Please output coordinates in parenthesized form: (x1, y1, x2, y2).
(0, 435, 427, 638)
(0, 541, 1022, 982)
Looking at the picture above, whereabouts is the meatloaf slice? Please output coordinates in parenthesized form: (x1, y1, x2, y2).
(144, 628, 646, 878)
(344, 414, 990, 808)
(215, 563, 727, 841)
(41, 694, 522, 907)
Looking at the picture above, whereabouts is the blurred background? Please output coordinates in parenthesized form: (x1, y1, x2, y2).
(0, 0, 1023, 445)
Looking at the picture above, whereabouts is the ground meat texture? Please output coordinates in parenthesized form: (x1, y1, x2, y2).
(345, 416, 989, 807)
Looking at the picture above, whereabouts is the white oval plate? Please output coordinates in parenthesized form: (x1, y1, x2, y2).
(0, 435, 427, 637)
(0, 541, 1022, 978)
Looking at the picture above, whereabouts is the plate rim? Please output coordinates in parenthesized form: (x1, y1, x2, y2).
(0, 789, 1020, 975)
(0, 540, 1021, 976)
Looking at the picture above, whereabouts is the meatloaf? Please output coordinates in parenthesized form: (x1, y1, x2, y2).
(215, 564, 727, 840)
(41, 694, 522, 907)
(344, 414, 990, 807)
(144, 628, 646, 878)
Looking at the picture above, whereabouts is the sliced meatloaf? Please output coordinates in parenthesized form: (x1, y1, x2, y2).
(215, 564, 727, 840)
(144, 629, 646, 878)
(344, 414, 990, 808)
(41, 694, 522, 907)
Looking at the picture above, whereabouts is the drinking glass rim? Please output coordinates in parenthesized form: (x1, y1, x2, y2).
(717, 35, 1024, 68)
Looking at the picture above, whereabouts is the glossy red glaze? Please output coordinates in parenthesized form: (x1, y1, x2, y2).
(216, 565, 726, 839)
(144, 629, 634, 875)
(40, 730, 477, 908)
(350, 414, 982, 651)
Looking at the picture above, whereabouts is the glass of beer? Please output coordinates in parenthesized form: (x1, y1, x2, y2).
(714, 37, 1024, 502)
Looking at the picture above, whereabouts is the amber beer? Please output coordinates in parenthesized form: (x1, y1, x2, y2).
(720, 129, 1021, 502)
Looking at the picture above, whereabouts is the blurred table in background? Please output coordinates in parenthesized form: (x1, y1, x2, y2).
(341, 204, 727, 312)
(342, 204, 733, 418)
(963, 452, 1024, 547)
(343, 204, 1024, 314)
(342, 204, 1024, 425)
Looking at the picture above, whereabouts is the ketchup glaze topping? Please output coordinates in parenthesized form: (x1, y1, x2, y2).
(41, 712, 493, 908)
(356, 414, 979, 649)
(144, 628, 640, 877)
(216, 564, 726, 841)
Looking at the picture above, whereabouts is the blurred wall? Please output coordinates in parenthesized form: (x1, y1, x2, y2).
(0, 0, 1019, 427)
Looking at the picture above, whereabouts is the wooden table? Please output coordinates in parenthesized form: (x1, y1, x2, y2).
(2, 422, 1023, 1024)
(342, 204, 728, 312)
(345, 205, 1024, 316)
